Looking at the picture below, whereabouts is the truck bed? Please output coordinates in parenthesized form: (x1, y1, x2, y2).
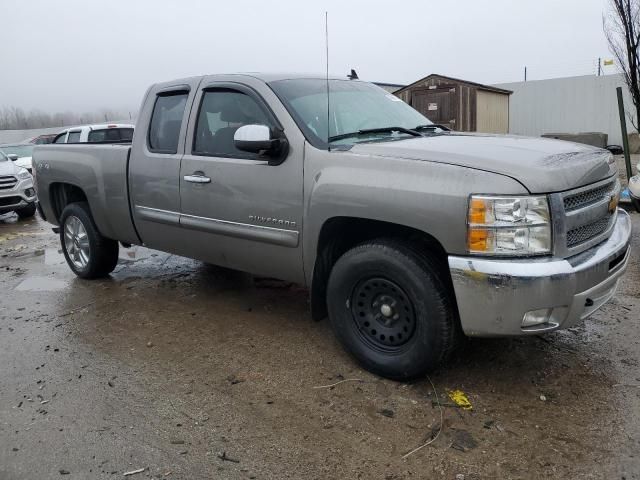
(33, 143, 140, 245)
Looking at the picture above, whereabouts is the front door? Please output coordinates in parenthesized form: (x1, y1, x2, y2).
(178, 80, 305, 283)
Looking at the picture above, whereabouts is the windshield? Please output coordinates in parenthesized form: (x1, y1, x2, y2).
(0, 145, 34, 157)
(269, 79, 431, 147)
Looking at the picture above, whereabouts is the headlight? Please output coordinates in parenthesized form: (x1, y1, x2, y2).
(17, 168, 32, 180)
(467, 195, 551, 255)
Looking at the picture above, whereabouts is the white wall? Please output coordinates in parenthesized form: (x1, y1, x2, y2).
(493, 74, 636, 145)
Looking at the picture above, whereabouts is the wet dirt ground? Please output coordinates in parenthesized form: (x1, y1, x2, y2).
(0, 212, 639, 480)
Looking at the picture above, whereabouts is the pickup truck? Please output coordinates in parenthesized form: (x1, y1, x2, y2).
(52, 123, 134, 144)
(34, 73, 632, 380)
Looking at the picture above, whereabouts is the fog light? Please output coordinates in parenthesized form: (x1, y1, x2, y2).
(25, 188, 35, 197)
(522, 308, 553, 327)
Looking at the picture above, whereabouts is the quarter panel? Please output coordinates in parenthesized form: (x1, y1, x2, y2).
(33, 144, 139, 244)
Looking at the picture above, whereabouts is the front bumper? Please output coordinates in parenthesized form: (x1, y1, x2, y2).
(448, 208, 632, 337)
(0, 177, 37, 214)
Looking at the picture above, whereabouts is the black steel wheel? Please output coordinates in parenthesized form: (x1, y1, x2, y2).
(327, 239, 459, 380)
(350, 277, 417, 350)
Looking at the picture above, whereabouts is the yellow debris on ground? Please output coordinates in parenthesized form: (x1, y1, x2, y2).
(448, 389, 473, 410)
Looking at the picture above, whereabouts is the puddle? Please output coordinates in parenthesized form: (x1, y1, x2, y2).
(43, 244, 159, 265)
(119, 245, 159, 262)
(15, 276, 68, 291)
(45, 247, 66, 265)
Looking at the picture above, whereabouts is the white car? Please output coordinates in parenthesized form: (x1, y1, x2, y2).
(629, 162, 640, 212)
(0, 150, 36, 218)
(53, 123, 134, 144)
(0, 143, 35, 173)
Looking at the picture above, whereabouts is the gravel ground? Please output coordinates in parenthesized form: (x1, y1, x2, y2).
(0, 211, 639, 480)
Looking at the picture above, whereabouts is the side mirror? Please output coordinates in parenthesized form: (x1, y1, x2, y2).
(234, 124, 288, 165)
(7, 154, 18, 161)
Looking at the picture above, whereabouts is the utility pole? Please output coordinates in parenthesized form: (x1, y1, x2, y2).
(616, 87, 634, 181)
(598, 58, 602, 76)
(524, 66, 527, 82)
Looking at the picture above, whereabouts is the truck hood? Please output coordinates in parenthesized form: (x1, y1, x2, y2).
(350, 133, 616, 193)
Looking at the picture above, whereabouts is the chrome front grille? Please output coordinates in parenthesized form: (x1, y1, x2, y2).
(551, 176, 620, 257)
(563, 180, 616, 212)
(566, 215, 613, 247)
(0, 175, 17, 190)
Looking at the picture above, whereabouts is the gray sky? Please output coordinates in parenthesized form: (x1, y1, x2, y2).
(0, 0, 614, 114)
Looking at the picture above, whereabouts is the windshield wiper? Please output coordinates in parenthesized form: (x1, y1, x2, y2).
(414, 124, 451, 132)
(328, 126, 422, 143)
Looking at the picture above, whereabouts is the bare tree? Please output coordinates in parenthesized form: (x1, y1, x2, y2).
(0, 106, 136, 130)
(604, 0, 640, 130)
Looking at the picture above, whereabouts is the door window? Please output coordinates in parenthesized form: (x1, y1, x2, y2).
(54, 133, 67, 143)
(67, 131, 81, 143)
(148, 92, 188, 154)
(193, 90, 274, 158)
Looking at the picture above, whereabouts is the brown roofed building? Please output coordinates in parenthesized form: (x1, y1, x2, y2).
(394, 74, 512, 134)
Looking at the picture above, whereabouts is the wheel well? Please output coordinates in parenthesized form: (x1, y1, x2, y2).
(310, 217, 450, 321)
(50, 183, 88, 222)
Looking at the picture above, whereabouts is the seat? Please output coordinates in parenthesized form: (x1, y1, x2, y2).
(211, 95, 264, 155)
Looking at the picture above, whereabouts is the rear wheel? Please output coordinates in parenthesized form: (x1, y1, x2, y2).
(59, 202, 119, 279)
(327, 239, 459, 380)
(16, 203, 36, 219)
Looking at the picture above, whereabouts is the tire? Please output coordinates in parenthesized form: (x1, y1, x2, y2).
(59, 202, 119, 279)
(16, 203, 36, 219)
(327, 239, 459, 380)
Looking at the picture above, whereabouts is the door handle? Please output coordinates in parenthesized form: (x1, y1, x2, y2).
(184, 174, 211, 184)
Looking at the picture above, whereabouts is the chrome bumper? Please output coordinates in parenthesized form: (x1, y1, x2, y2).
(448, 209, 632, 337)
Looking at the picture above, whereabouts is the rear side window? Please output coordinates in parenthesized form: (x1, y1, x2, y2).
(67, 131, 81, 143)
(148, 92, 188, 154)
(120, 128, 134, 141)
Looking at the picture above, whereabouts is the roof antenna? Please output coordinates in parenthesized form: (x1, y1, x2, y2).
(325, 11, 331, 152)
(348, 69, 359, 80)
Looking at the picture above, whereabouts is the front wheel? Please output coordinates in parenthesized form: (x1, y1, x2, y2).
(327, 240, 459, 380)
(59, 202, 119, 279)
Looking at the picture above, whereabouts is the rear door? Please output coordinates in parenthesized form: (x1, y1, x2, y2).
(178, 76, 306, 283)
(129, 79, 201, 253)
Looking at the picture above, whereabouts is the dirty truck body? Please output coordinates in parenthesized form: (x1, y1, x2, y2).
(34, 74, 632, 379)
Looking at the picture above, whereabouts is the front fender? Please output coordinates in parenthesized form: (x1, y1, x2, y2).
(302, 148, 528, 284)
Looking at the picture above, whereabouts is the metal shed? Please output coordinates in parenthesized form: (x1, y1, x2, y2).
(394, 74, 512, 133)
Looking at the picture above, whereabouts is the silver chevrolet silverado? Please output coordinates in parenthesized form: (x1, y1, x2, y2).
(33, 74, 632, 380)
